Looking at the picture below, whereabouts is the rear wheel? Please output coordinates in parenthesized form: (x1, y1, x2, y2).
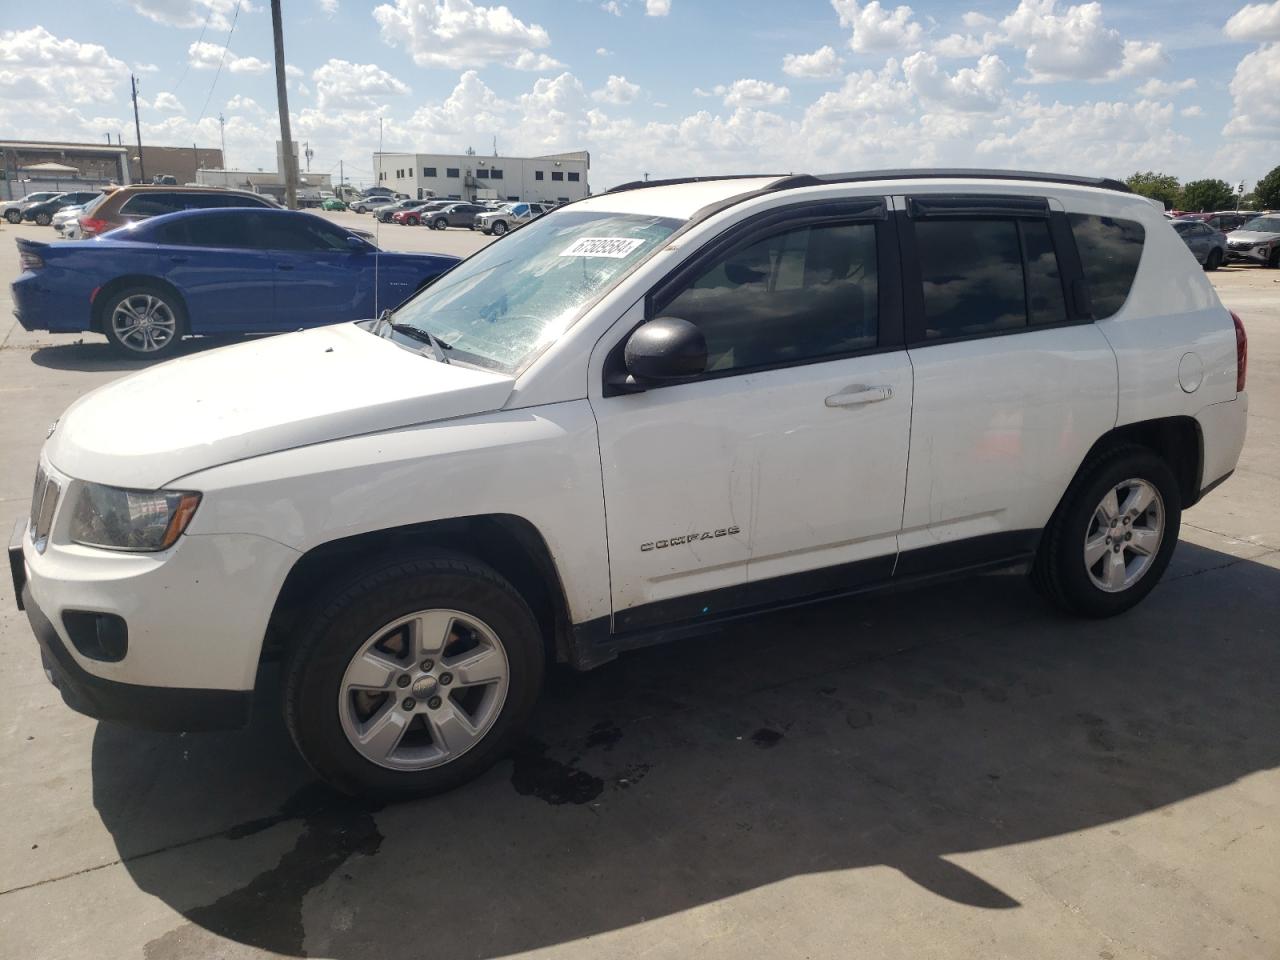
(101, 285, 185, 360)
(1032, 446, 1180, 617)
(1204, 248, 1222, 271)
(491, 220, 508, 236)
(284, 553, 545, 798)
(1269, 249, 1280, 269)
(34, 211, 52, 226)
(4, 209, 20, 224)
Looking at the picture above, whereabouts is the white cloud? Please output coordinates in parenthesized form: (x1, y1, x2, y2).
(152, 91, 184, 112)
(1224, 2, 1280, 42)
(963, 10, 996, 29)
(646, 0, 672, 15)
(512, 50, 566, 71)
(0, 26, 128, 105)
(129, 0, 254, 31)
(782, 45, 843, 79)
(1000, 0, 1162, 82)
(373, 0, 553, 69)
(1223, 41, 1280, 136)
(592, 74, 641, 103)
(903, 52, 1009, 111)
(319, 0, 339, 15)
(225, 93, 263, 113)
(601, 1, 622, 13)
(832, 0, 923, 52)
(1136, 77, 1197, 97)
(285, 64, 304, 78)
(1181, 104, 1203, 117)
(715, 78, 791, 108)
(312, 59, 409, 111)
(135, 62, 160, 73)
(932, 32, 997, 57)
(596, 47, 613, 56)
(187, 39, 269, 74)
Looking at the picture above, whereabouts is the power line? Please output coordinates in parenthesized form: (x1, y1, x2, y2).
(196, 0, 242, 126)
(171, 4, 214, 91)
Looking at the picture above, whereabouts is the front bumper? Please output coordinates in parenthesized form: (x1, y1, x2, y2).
(1226, 246, 1271, 264)
(22, 581, 251, 731)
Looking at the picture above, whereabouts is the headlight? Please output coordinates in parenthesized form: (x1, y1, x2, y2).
(69, 484, 201, 552)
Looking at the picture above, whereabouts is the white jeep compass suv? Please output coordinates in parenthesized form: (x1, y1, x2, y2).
(10, 170, 1249, 798)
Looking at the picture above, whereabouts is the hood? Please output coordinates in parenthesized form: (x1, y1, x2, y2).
(47, 323, 515, 488)
(1227, 230, 1280, 243)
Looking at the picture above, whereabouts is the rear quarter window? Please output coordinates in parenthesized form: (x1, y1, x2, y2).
(1068, 213, 1145, 320)
(120, 193, 180, 217)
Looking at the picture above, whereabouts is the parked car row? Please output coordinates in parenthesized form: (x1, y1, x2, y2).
(351, 195, 554, 234)
(1170, 210, 1280, 269)
(3, 190, 103, 226)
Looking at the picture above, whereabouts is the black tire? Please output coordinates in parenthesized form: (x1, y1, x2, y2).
(35, 212, 52, 226)
(491, 220, 508, 236)
(1204, 248, 1222, 271)
(1269, 249, 1280, 269)
(284, 552, 546, 799)
(1032, 445, 1181, 618)
(100, 284, 186, 360)
(432, 218, 447, 230)
(4, 209, 20, 224)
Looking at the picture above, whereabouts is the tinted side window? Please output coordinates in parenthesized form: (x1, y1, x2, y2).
(1021, 219, 1067, 326)
(154, 213, 251, 248)
(1068, 213, 1144, 320)
(916, 219, 1025, 339)
(660, 222, 879, 373)
(252, 216, 351, 251)
(120, 193, 180, 216)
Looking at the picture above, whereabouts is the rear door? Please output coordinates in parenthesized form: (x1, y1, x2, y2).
(896, 193, 1117, 572)
(149, 212, 276, 331)
(591, 199, 914, 631)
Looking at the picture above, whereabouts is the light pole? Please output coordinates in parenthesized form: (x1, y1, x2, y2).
(270, 0, 297, 209)
(130, 73, 146, 182)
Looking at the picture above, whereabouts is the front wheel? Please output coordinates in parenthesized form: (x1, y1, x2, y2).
(1032, 446, 1180, 617)
(491, 220, 508, 236)
(1204, 249, 1222, 271)
(284, 553, 545, 799)
(35, 212, 52, 226)
(101, 286, 185, 359)
(432, 218, 447, 230)
(4, 209, 20, 224)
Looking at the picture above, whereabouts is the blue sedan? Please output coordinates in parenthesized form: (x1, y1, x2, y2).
(12, 208, 460, 358)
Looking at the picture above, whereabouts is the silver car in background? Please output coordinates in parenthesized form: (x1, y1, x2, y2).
(1172, 218, 1228, 270)
(1225, 214, 1280, 267)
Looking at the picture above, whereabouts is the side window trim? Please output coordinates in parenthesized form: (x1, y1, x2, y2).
(601, 197, 900, 397)
(899, 197, 1092, 347)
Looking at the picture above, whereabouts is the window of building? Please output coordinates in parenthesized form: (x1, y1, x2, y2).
(568, 172, 580, 182)
(476, 168, 490, 179)
(552, 171, 564, 181)
(1068, 213, 1145, 320)
(490, 168, 503, 180)
(446, 167, 460, 178)
(657, 221, 879, 374)
(507, 195, 519, 201)
(424, 166, 437, 177)
(535, 170, 544, 181)
(558, 196, 570, 203)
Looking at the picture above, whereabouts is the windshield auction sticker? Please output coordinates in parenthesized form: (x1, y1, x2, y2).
(559, 237, 647, 258)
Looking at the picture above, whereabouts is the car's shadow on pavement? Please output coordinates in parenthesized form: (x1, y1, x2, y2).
(28, 337, 248, 372)
(90, 543, 1280, 959)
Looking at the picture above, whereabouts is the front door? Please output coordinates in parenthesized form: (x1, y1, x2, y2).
(590, 202, 913, 633)
(252, 213, 373, 329)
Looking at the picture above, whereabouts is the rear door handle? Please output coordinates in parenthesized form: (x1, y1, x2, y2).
(168, 256, 189, 263)
(825, 384, 894, 408)
(277, 264, 294, 271)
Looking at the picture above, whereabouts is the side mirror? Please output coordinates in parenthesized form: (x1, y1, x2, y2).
(346, 235, 368, 251)
(624, 317, 707, 383)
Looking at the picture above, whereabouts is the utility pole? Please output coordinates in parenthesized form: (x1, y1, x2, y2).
(304, 141, 313, 172)
(218, 113, 227, 169)
(270, 0, 297, 209)
(130, 73, 146, 182)
(340, 159, 344, 195)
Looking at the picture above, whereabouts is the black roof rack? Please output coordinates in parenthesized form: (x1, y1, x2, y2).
(607, 168, 1131, 196)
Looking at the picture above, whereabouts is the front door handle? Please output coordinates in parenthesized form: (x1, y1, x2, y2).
(825, 384, 894, 408)
(168, 256, 189, 263)
(277, 264, 295, 271)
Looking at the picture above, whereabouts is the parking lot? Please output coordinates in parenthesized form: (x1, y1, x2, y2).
(0, 215, 1276, 959)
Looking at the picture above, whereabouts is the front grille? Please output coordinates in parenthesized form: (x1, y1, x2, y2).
(29, 465, 61, 550)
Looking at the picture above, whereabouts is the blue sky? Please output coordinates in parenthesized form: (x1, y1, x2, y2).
(3, 0, 1278, 191)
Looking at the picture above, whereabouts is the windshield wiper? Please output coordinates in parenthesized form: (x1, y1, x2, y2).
(388, 322, 452, 364)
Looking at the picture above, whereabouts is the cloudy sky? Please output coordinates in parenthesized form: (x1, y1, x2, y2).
(2, 0, 1278, 191)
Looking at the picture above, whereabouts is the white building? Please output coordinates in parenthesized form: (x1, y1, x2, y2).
(196, 141, 331, 202)
(372, 150, 590, 203)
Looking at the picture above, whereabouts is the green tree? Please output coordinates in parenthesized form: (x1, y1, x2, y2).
(1126, 171, 1181, 209)
(1179, 179, 1237, 212)
(1255, 165, 1280, 209)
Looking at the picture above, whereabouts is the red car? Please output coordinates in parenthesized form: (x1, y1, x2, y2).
(392, 201, 449, 226)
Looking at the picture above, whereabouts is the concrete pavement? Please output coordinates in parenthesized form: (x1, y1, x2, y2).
(0, 217, 1276, 960)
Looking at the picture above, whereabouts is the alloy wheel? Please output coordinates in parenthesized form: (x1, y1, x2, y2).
(110, 294, 178, 353)
(337, 609, 510, 771)
(1083, 478, 1164, 593)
